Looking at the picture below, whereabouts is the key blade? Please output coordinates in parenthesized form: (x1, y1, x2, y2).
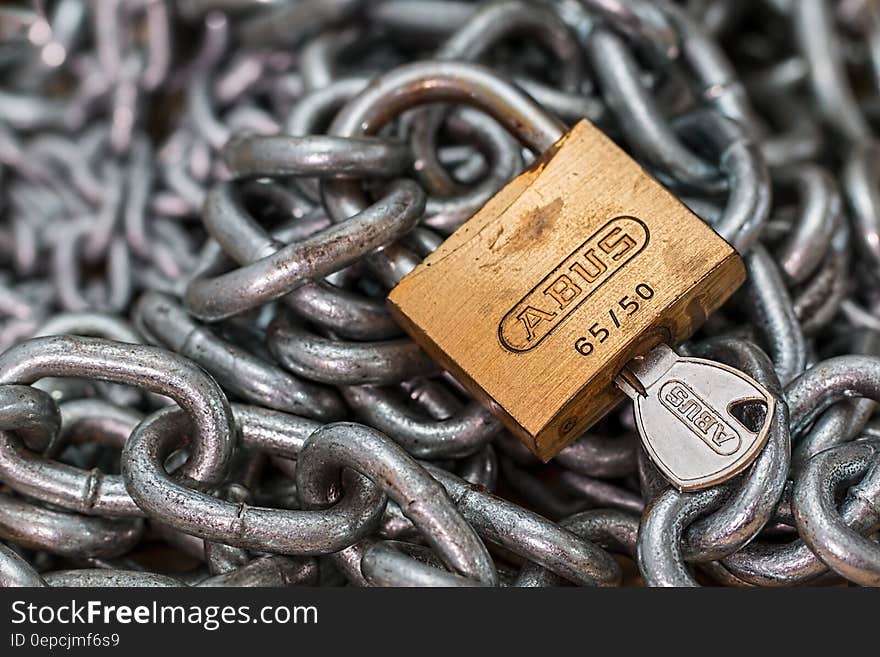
(615, 366, 647, 399)
(628, 348, 775, 491)
(615, 344, 679, 400)
(621, 344, 680, 390)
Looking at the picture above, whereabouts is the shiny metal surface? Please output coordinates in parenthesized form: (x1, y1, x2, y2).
(0, 0, 878, 588)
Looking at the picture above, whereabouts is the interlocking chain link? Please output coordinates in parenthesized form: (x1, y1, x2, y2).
(0, 0, 879, 587)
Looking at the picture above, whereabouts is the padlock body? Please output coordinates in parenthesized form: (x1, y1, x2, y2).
(388, 120, 745, 460)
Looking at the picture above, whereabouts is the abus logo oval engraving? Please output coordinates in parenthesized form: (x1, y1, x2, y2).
(498, 216, 649, 352)
(658, 379, 742, 455)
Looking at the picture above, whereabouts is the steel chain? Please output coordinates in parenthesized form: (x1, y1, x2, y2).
(0, 0, 879, 587)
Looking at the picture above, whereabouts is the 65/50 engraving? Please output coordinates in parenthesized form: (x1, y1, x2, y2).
(574, 283, 654, 356)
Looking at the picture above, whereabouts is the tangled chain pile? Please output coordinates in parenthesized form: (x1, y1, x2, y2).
(1, 0, 880, 588)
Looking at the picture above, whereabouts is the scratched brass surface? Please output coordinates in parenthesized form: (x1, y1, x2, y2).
(388, 120, 745, 460)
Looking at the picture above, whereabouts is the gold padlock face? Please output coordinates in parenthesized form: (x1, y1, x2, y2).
(388, 120, 746, 460)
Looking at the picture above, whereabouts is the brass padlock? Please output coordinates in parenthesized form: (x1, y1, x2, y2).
(388, 119, 746, 462)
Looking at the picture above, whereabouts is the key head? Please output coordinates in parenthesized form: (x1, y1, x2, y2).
(624, 345, 775, 490)
(388, 120, 745, 460)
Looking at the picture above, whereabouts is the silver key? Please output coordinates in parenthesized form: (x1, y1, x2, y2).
(615, 344, 775, 491)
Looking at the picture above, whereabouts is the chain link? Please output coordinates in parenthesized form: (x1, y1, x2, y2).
(0, 0, 879, 587)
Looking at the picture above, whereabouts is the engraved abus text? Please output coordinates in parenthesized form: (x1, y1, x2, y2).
(658, 379, 742, 455)
(498, 216, 649, 352)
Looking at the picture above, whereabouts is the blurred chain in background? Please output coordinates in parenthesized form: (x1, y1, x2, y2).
(1, 0, 880, 587)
